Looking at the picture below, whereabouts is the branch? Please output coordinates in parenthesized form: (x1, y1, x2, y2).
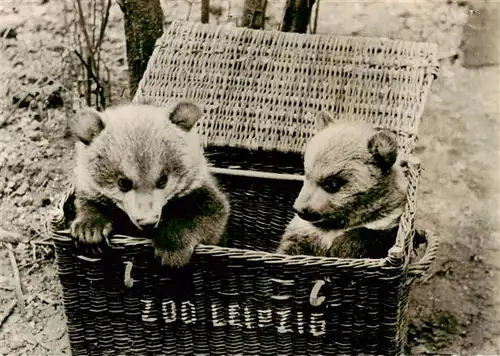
(94, 0, 112, 55)
(5, 243, 25, 314)
(312, 0, 320, 34)
(74, 50, 106, 109)
(74, 0, 94, 61)
(0, 299, 17, 327)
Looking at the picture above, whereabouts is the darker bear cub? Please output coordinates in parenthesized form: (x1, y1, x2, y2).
(277, 112, 408, 259)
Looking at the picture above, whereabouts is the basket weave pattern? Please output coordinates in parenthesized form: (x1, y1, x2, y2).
(135, 21, 438, 155)
(50, 21, 439, 356)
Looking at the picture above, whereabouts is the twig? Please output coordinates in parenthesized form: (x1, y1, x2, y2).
(106, 65, 111, 105)
(26, 264, 38, 275)
(40, 244, 51, 255)
(74, 0, 98, 107)
(91, 0, 97, 50)
(438, 51, 460, 61)
(29, 225, 45, 240)
(95, 0, 112, 56)
(37, 294, 59, 306)
(31, 240, 36, 261)
(186, 0, 194, 21)
(62, 0, 78, 99)
(0, 299, 17, 327)
(0, 228, 28, 244)
(312, 0, 320, 34)
(18, 257, 48, 269)
(86, 53, 92, 106)
(74, 0, 93, 66)
(6, 243, 25, 313)
(74, 50, 105, 108)
(31, 240, 53, 246)
(74, 7, 83, 84)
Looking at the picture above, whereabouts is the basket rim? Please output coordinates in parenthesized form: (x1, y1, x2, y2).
(48, 156, 420, 269)
(49, 230, 395, 270)
(164, 20, 440, 54)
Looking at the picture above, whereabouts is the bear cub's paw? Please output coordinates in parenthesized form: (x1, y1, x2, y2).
(154, 245, 195, 268)
(70, 213, 113, 245)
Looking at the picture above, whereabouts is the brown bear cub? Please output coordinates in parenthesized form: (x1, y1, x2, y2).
(276, 112, 408, 259)
(68, 100, 230, 267)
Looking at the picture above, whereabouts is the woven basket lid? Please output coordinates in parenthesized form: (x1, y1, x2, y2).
(135, 21, 439, 155)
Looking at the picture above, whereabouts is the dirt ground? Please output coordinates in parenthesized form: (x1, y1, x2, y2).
(0, 0, 498, 355)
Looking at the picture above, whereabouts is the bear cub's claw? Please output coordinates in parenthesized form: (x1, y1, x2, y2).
(70, 215, 113, 245)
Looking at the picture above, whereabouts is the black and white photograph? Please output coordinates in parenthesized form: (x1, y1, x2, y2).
(0, 0, 498, 355)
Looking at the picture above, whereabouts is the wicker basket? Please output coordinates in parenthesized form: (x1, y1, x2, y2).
(50, 21, 440, 356)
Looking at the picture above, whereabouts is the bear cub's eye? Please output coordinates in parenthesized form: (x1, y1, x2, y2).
(156, 175, 168, 189)
(320, 176, 345, 194)
(117, 178, 134, 192)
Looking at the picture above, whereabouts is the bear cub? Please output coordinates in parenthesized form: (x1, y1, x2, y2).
(277, 112, 408, 259)
(68, 100, 230, 267)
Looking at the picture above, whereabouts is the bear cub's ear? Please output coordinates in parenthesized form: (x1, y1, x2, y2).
(68, 107, 105, 145)
(314, 110, 336, 131)
(168, 100, 203, 131)
(367, 130, 398, 174)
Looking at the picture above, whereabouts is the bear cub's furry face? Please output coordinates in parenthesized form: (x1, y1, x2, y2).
(293, 112, 406, 230)
(69, 101, 208, 229)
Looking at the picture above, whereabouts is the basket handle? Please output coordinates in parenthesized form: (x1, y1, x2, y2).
(406, 229, 439, 286)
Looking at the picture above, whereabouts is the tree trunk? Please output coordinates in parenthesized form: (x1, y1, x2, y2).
(201, 0, 210, 24)
(280, 0, 316, 33)
(119, 0, 164, 98)
(240, 0, 267, 29)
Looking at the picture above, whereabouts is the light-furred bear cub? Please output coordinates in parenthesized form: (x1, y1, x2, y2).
(68, 100, 230, 267)
(276, 112, 408, 259)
